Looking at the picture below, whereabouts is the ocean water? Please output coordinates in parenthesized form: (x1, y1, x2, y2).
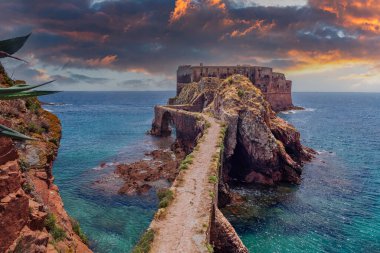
(40, 91, 175, 253)
(40, 92, 380, 253)
(225, 93, 380, 253)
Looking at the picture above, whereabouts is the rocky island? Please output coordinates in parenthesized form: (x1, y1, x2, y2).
(127, 67, 314, 252)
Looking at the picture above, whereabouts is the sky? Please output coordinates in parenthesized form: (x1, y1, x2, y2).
(0, 0, 380, 92)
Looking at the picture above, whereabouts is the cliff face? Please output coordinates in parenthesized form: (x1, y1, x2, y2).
(173, 75, 314, 186)
(0, 66, 91, 252)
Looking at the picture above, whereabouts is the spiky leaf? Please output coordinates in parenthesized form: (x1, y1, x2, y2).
(0, 33, 31, 56)
(0, 124, 35, 141)
(0, 90, 60, 100)
(0, 80, 55, 94)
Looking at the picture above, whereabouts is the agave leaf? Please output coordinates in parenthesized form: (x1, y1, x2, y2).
(0, 80, 55, 94)
(0, 124, 35, 141)
(0, 33, 31, 56)
(0, 90, 60, 100)
(0, 51, 28, 63)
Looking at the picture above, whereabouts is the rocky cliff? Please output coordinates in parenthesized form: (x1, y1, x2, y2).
(172, 75, 314, 187)
(0, 64, 91, 253)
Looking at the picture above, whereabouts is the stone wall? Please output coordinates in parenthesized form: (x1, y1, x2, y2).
(150, 106, 204, 152)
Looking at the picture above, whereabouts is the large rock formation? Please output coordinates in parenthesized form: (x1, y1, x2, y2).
(172, 75, 314, 186)
(0, 64, 91, 253)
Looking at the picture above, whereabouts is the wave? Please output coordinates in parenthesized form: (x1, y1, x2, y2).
(41, 102, 71, 106)
(92, 161, 120, 171)
(281, 107, 315, 115)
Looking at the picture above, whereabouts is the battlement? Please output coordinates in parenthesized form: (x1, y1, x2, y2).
(176, 64, 293, 111)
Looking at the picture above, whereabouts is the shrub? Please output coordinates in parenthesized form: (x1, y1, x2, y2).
(206, 243, 214, 253)
(25, 98, 40, 112)
(70, 218, 89, 245)
(50, 137, 59, 145)
(157, 188, 174, 208)
(237, 89, 245, 98)
(18, 159, 29, 172)
(44, 213, 66, 242)
(132, 229, 155, 253)
(27, 122, 43, 134)
(179, 153, 194, 170)
(208, 175, 218, 184)
(22, 182, 33, 194)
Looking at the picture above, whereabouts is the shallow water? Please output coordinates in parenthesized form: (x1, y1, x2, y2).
(41, 92, 380, 253)
(41, 91, 175, 253)
(226, 93, 380, 253)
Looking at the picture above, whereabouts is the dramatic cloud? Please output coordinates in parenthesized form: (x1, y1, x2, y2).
(0, 0, 379, 91)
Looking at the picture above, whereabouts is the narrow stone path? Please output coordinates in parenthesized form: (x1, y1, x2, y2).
(150, 115, 221, 253)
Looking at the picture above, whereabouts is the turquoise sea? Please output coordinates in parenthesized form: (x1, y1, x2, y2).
(41, 92, 380, 253)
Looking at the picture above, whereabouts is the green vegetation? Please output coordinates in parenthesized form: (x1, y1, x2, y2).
(0, 34, 58, 141)
(157, 188, 174, 208)
(13, 237, 25, 253)
(50, 137, 59, 145)
(44, 213, 66, 242)
(237, 89, 245, 98)
(208, 175, 218, 184)
(27, 122, 43, 134)
(22, 182, 33, 194)
(70, 218, 89, 245)
(25, 98, 40, 112)
(179, 153, 194, 170)
(18, 159, 29, 172)
(205, 243, 214, 253)
(132, 229, 155, 253)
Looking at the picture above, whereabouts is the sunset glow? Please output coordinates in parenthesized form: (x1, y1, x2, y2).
(0, 0, 379, 91)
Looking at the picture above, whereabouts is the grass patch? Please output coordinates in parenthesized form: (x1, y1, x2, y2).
(132, 229, 155, 253)
(208, 175, 218, 184)
(157, 188, 174, 208)
(179, 153, 194, 170)
(209, 191, 215, 199)
(70, 218, 89, 245)
(205, 243, 214, 253)
(237, 89, 245, 98)
(44, 213, 66, 242)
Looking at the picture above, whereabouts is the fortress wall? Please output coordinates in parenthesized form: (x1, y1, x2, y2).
(177, 65, 294, 111)
(265, 92, 293, 111)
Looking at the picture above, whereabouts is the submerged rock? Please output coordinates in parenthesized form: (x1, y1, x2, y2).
(115, 149, 184, 195)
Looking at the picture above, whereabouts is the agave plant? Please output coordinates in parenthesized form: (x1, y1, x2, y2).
(0, 33, 59, 140)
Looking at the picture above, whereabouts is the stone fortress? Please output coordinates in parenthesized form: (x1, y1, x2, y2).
(177, 64, 293, 111)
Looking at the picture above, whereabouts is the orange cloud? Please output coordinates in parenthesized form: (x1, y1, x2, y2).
(285, 49, 372, 73)
(310, 0, 380, 34)
(169, 0, 226, 23)
(86, 55, 118, 67)
(206, 0, 226, 11)
(170, 0, 192, 23)
(229, 20, 275, 37)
